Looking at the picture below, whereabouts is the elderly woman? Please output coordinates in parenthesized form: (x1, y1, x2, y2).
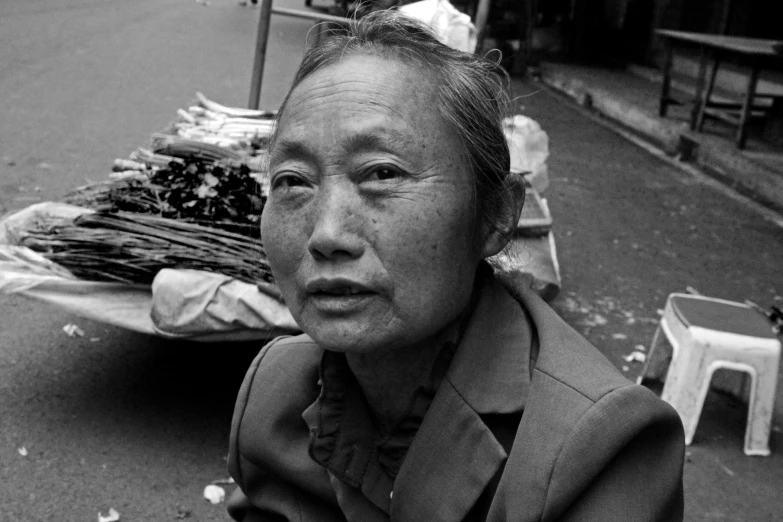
(227, 11, 684, 522)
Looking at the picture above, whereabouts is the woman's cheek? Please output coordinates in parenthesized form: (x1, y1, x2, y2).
(262, 203, 301, 278)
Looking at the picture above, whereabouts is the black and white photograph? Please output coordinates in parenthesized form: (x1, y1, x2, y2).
(1, 1, 782, 520)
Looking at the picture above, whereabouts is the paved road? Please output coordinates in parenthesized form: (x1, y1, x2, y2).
(1, 1, 782, 520)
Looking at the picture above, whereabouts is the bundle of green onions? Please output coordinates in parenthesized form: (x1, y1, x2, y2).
(19, 212, 272, 285)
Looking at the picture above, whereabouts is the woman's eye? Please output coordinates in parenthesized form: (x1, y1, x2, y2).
(367, 166, 403, 182)
(271, 174, 309, 190)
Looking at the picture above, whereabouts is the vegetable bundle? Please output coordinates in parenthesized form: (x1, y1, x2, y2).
(30, 93, 278, 286)
(64, 159, 265, 239)
(165, 92, 276, 153)
(19, 212, 272, 285)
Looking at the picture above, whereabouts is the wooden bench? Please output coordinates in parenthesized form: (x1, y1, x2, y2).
(656, 29, 783, 149)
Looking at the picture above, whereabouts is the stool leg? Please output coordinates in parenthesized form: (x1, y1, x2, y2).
(662, 347, 712, 445)
(745, 361, 778, 456)
(638, 324, 664, 384)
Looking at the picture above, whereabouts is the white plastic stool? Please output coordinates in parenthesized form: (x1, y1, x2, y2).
(638, 293, 781, 456)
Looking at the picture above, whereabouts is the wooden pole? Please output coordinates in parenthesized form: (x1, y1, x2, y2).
(474, 0, 491, 51)
(718, 0, 734, 35)
(248, 0, 274, 110)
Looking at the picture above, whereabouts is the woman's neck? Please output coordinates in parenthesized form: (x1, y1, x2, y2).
(345, 320, 461, 435)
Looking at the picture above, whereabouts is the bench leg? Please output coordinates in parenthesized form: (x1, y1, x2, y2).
(659, 42, 673, 117)
(696, 55, 720, 132)
(690, 46, 709, 130)
(737, 65, 760, 149)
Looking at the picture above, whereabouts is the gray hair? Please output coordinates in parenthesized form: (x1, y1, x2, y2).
(272, 10, 520, 239)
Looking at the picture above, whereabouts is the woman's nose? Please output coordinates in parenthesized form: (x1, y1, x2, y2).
(307, 187, 365, 261)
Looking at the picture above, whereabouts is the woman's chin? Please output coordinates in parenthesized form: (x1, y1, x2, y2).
(298, 316, 397, 355)
(294, 300, 390, 353)
(304, 326, 383, 354)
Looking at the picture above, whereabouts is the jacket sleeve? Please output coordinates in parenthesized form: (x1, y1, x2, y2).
(545, 384, 685, 522)
(226, 340, 279, 521)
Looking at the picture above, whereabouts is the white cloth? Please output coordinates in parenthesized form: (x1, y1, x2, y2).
(399, 0, 477, 53)
(503, 114, 550, 193)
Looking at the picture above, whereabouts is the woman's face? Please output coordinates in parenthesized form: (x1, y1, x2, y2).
(262, 54, 489, 354)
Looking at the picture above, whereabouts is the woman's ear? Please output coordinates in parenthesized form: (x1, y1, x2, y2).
(481, 173, 527, 258)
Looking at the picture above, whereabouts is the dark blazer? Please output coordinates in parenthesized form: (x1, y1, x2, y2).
(227, 277, 685, 521)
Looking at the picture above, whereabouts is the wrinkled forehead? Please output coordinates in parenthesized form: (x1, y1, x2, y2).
(271, 54, 460, 161)
(272, 53, 447, 145)
(291, 50, 440, 104)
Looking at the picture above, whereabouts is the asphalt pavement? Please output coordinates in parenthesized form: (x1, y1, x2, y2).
(1, 1, 782, 520)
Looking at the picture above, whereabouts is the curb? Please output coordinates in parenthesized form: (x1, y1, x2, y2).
(538, 65, 783, 213)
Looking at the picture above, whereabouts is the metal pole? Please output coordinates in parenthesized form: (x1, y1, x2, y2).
(248, 0, 274, 110)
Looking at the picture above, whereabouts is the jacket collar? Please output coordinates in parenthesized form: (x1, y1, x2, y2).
(391, 275, 534, 521)
(447, 276, 534, 414)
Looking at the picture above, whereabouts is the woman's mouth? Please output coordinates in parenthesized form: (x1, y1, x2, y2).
(315, 286, 368, 296)
(305, 279, 377, 313)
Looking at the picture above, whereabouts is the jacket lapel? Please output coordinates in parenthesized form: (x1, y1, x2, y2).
(391, 277, 534, 522)
(391, 379, 507, 522)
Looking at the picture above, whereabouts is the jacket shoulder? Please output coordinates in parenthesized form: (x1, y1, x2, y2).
(231, 332, 322, 423)
(490, 282, 684, 521)
(544, 384, 684, 521)
(231, 334, 322, 425)
(494, 375, 683, 522)
(228, 334, 323, 485)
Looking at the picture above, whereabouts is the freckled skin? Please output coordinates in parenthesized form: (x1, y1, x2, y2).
(262, 54, 498, 356)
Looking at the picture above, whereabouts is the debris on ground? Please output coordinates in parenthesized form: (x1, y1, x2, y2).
(18, 446, 27, 457)
(62, 323, 85, 337)
(211, 477, 235, 485)
(611, 333, 627, 340)
(746, 299, 783, 335)
(97, 508, 120, 522)
(584, 313, 607, 327)
(203, 484, 225, 504)
(623, 351, 647, 363)
(175, 505, 192, 519)
(561, 294, 658, 329)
